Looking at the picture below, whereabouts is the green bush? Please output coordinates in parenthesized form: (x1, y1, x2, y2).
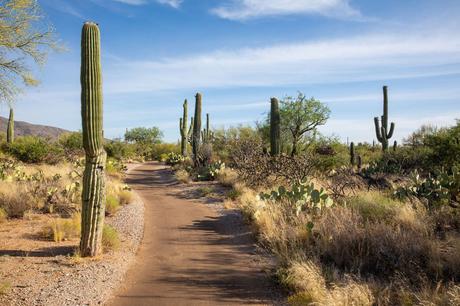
(59, 132, 83, 158)
(150, 143, 180, 161)
(105, 140, 137, 160)
(6, 136, 63, 164)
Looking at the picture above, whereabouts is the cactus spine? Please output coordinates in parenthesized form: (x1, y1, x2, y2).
(374, 86, 395, 152)
(270, 97, 280, 156)
(179, 99, 188, 156)
(192, 93, 202, 161)
(80, 22, 106, 257)
(7, 107, 14, 143)
(350, 142, 355, 166)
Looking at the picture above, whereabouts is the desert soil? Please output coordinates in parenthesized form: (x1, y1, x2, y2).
(108, 161, 280, 306)
(0, 165, 145, 306)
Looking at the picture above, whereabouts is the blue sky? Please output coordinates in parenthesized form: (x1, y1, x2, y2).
(4, 0, 460, 143)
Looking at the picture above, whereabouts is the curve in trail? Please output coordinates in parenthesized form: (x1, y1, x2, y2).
(108, 162, 276, 306)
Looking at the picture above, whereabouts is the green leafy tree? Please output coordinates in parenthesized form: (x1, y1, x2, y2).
(279, 93, 330, 156)
(124, 127, 163, 144)
(0, 0, 60, 103)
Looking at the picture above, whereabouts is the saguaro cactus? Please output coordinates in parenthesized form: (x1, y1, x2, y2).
(393, 140, 397, 152)
(202, 113, 212, 143)
(80, 22, 106, 257)
(270, 97, 280, 156)
(192, 93, 202, 160)
(350, 142, 355, 166)
(7, 108, 14, 143)
(357, 155, 362, 171)
(374, 86, 395, 152)
(179, 99, 188, 156)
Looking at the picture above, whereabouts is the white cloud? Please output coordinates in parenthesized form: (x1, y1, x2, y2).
(211, 0, 361, 21)
(156, 0, 182, 8)
(103, 29, 460, 94)
(112, 0, 181, 8)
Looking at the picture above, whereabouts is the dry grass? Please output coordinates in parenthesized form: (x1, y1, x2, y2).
(216, 168, 238, 187)
(233, 186, 460, 305)
(102, 224, 120, 252)
(118, 190, 133, 205)
(41, 213, 81, 242)
(0, 208, 7, 223)
(284, 261, 374, 306)
(105, 194, 120, 216)
(0, 183, 34, 218)
(175, 169, 190, 183)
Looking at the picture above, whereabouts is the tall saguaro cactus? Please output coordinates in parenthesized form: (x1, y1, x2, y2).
(7, 108, 14, 143)
(270, 97, 280, 156)
(192, 93, 202, 160)
(179, 99, 188, 156)
(80, 22, 106, 257)
(374, 86, 395, 152)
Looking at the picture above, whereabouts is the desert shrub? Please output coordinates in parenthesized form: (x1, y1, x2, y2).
(175, 169, 190, 183)
(105, 140, 136, 160)
(229, 138, 321, 187)
(7, 136, 63, 164)
(118, 189, 133, 205)
(102, 224, 120, 252)
(41, 213, 81, 242)
(0, 183, 33, 218)
(105, 194, 120, 216)
(59, 132, 83, 159)
(150, 143, 180, 160)
(310, 138, 348, 172)
(212, 125, 263, 164)
(424, 121, 460, 170)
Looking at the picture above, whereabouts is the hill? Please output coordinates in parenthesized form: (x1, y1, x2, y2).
(0, 116, 70, 139)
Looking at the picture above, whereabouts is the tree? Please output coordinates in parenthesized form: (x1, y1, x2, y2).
(124, 127, 163, 144)
(279, 93, 330, 156)
(0, 0, 59, 104)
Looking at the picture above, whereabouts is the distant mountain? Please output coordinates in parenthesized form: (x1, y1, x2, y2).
(0, 116, 70, 139)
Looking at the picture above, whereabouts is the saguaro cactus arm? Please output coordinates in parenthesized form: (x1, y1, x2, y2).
(80, 21, 106, 257)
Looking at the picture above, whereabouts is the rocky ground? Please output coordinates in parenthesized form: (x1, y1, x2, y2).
(0, 165, 144, 306)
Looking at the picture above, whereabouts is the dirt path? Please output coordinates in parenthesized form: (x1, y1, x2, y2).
(108, 162, 277, 306)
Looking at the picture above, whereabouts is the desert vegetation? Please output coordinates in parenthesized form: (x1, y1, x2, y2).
(167, 87, 460, 305)
(1, 0, 459, 305)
